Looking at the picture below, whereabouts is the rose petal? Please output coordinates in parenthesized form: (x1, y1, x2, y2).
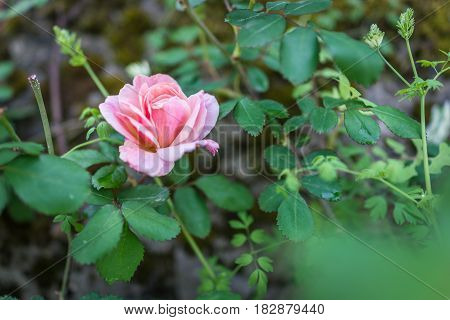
(99, 95, 136, 141)
(157, 139, 219, 162)
(199, 93, 219, 139)
(133, 74, 180, 91)
(119, 140, 174, 177)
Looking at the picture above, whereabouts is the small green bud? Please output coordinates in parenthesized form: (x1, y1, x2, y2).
(364, 24, 385, 49)
(96, 121, 113, 139)
(318, 161, 337, 182)
(53, 26, 87, 67)
(396, 8, 415, 40)
(284, 171, 300, 192)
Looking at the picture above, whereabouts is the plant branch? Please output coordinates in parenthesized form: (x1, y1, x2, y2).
(0, 113, 21, 142)
(83, 62, 109, 98)
(154, 177, 216, 280)
(419, 94, 432, 196)
(61, 137, 122, 158)
(377, 50, 410, 86)
(28, 75, 55, 155)
(59, 232, 72, 300)
(405, 39, 418, 79)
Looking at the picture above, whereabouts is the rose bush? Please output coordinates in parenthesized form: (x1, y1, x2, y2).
(100, 74, 219, 176)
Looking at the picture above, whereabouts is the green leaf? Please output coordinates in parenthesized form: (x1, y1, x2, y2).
(372, 105, 421, 139)
(364, 196, 387, 219)
(258, 99, 288, 118)
(0, 61, 14, 79)
(310, 107, 338, 133)
(323, 96, 347, 109)
(0, 149, 19, 165)
(234, 98, 265, 136)
(284, 0, 331, 15)
(284, 115, 306, 133)
(257, 256, 273, 272)
(247, 66, 269, 92)
(264, 145, 297, 171)
(65, 150, 110, 168)
(4, 155, 90, 215)
(174, 187, 211, 238)
(344, 110, 380, 144)
(122, 201, 180, 241)
(258, 183, 287, 212)
(238, 13, 286, 48)
(194, 175, 254, 212)
(280, 27, 319, 84)
(167, 155, 192, 184)
(231, 233, 247, 247)
(248, 269, 268, 298)
(320, 30, 384, 86)
(96, 226, 144, 284)
(250, 229, 268, 244)
(0, 176, 9, 212)
(235, 253, 253, 266)
(225, 9, 263, 27)
(297, 97, 317, 118)
(219, 99, 238, 119)
(0, 141, 44, 155)
(429, 143, 450, 174)
(72, 205, 123, 264)
(393, 202, 423, 225)
(118, 184, 169, 207)
(266, 1, 289, 11)
(92, 165, 127, 190)
(277, 193, 314, 241)
(301, 174, 341, 201)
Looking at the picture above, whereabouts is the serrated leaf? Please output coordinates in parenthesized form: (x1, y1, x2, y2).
(4, 155, 90, 215)
(284, 115, 306, 133)
(258, 182, 287, 212)
(277, 193, 314, 241)
(258, 99, 288, 118)
(284, 0, 331, 15)
(301, 174, 341, 201)
(248, 66, 269, 92)
(174, 186, 211, 238)
(238, 13, 286, 48)
(72, 205, 123, 264)
(364, 196, 387, 220)
(122, 201, 180, 241)
(372, 105, 420, 139)
(118, 184, 169, 207)
(344, 109, 380, 144)
(92, 164, 127, 190)
(310, 107, 338, 133)
(96, 226, 144, 284)
(280, 26, 319, 85)
(195, 175, 254, 212)
(225, 9, 263, 27)
(234, 98, 265, 136)
(264, 145, 297, 172)
(219, 99, 238, 119)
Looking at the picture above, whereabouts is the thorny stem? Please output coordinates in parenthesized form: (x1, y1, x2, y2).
(83, 62, 109, 98)
(377, 50, 410, 87)
(28, 75, 55, 156)
(405, 39, 418, 79)
(0, 114, 21, 142)
(59, 232, 72, 300)
(154, 177, 217, 280)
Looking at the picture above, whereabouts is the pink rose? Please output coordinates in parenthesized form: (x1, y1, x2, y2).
(99, 74, 219, 176)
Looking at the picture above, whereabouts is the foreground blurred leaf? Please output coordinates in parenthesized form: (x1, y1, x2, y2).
(65, 150, 110, 168)
(72, 205, 123, 264)
(5, 155, 90, 215)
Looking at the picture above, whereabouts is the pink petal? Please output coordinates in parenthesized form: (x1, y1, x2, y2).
(99, 95, 135, 140)
(133, 74, 180, 91)
(157, 139, 219, 162)
(119, 140, 174, 177)
(152, 97, 191, 147)
(172, 91, 206, 145)
(116, 113, 159, 149)
(199, 93, 219, 139)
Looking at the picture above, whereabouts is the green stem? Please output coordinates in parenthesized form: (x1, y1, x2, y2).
(420, 94, 432, 196)
(62, 137, 122, 158)
(378, 50, 410, 86)
(59, 232, 72, 300)
(0, 115, 21, 142)
(405, 39, 418, 79)
(28, 75, 55, 155)
(248, 0, 256, 9)
(154, 177, 216, 280)
(83, 62, 109, 98)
